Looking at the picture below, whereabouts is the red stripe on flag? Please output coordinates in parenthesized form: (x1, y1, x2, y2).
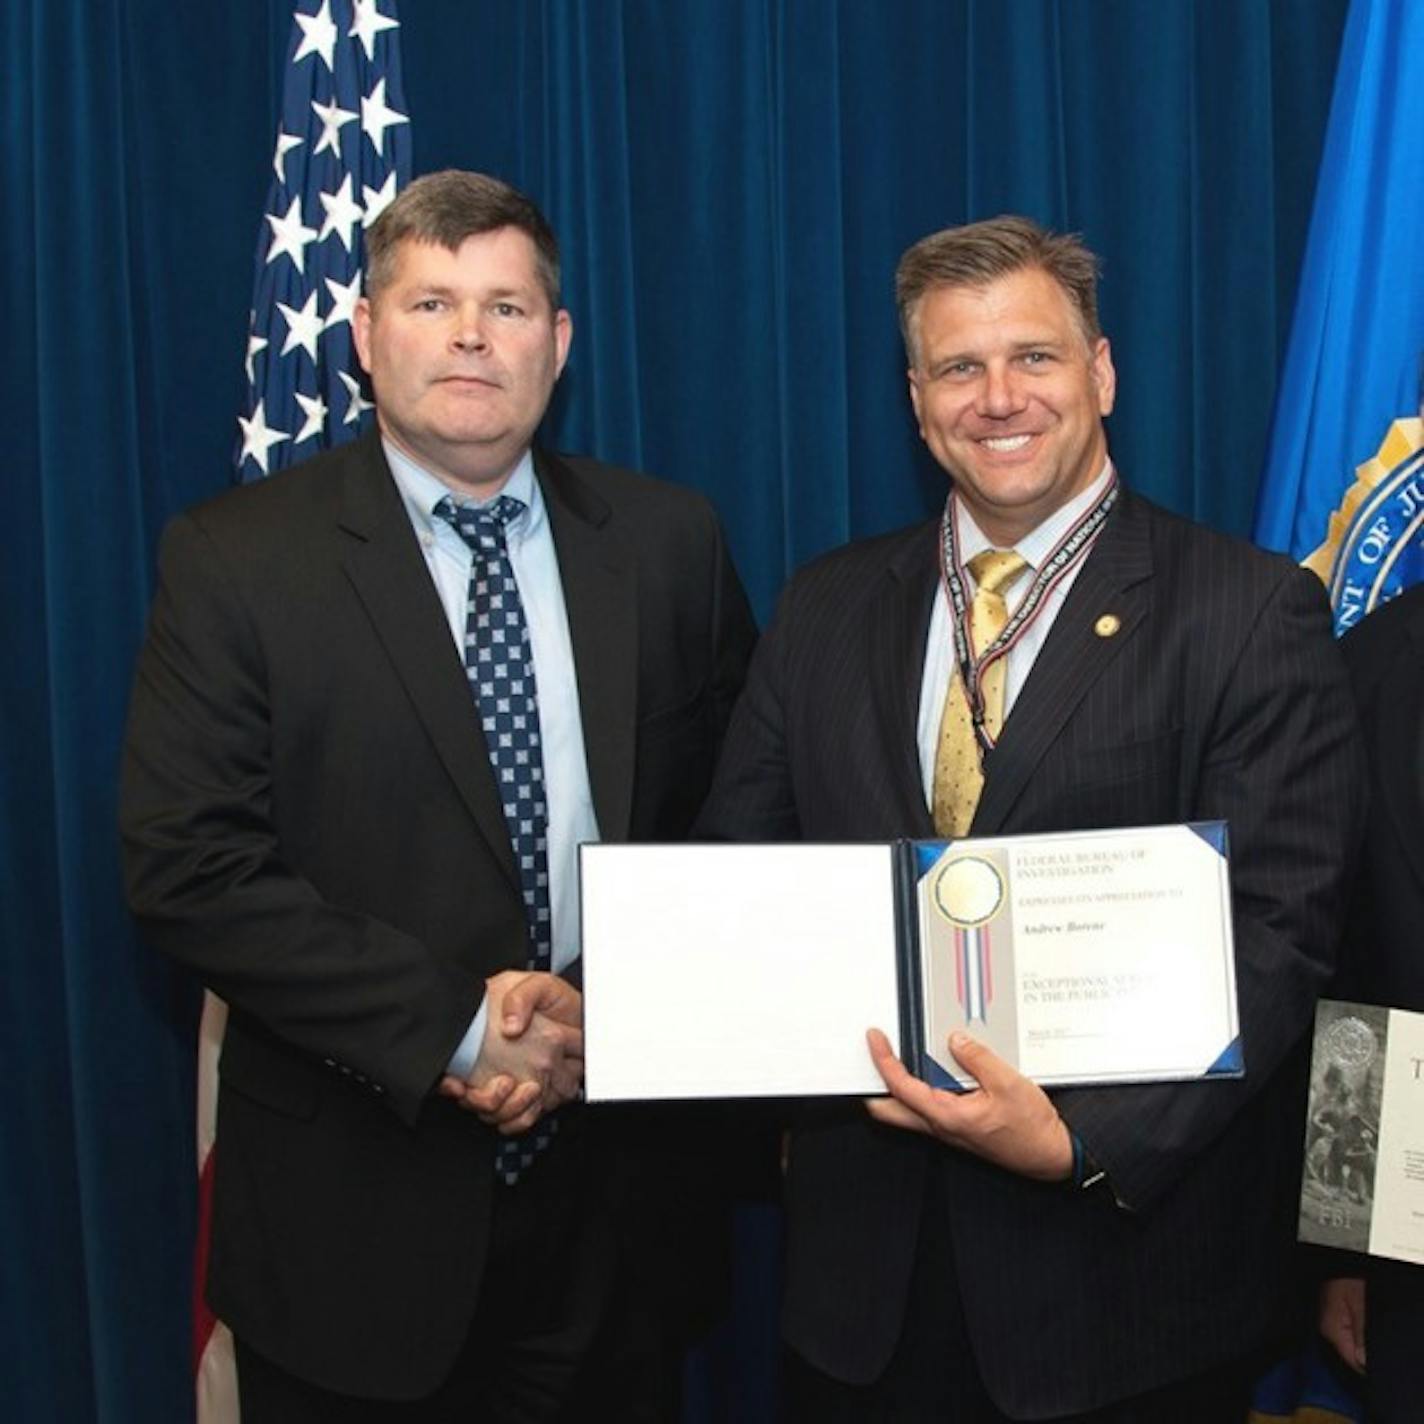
(193, 1145, 218, 1375)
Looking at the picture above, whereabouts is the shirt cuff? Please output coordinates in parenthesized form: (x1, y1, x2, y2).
(445, 1002, 488, 1082)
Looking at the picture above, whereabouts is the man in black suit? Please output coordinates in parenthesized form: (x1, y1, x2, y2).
(1319, 584, 1424, 1423)
(696, 216, 1363, 1420)
(120, 171, 754, 1419)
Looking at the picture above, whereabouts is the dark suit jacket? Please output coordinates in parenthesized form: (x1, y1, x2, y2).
(1339, 585, 1424, 1011)
(697, 486, 1363, 1419)
(120, 432, 755, 1399)
(1339, 586, 1424, 1414)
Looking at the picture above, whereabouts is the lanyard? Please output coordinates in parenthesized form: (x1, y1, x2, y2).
(939, 477, 1119, 752)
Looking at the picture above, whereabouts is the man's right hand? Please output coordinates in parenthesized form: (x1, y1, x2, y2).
(438, 971, 583, 1134)
(865, 1028, 1075, 1183)
(1319, 1276, 1366, 1373)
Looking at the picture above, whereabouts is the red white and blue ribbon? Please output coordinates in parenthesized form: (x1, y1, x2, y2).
(938, 475, 1119, 754)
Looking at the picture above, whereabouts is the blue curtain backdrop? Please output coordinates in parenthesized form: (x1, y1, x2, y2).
(3, 2, 1348, 1419)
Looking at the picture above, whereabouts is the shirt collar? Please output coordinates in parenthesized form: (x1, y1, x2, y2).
(384, 439, 544, 542)
(954, 460, 1115, 573)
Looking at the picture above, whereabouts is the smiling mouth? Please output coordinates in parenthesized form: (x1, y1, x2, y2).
(978, 434, 1035, 452)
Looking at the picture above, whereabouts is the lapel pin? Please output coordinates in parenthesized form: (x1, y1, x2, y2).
(1094, 614, 1121, 638)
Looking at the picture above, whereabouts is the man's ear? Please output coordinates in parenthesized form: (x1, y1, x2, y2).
(908, 367, 926, 439)
(1091, 337, 1116, 417)
(553, 308, 573, 379)
(352, 296, 374, 374)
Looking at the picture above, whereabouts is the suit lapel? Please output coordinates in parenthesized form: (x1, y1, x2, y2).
(879, 526, 941, 837)
(335, 435, 519, 890)
(537, 450, 640, 842)
(972, 490, 1155, 834)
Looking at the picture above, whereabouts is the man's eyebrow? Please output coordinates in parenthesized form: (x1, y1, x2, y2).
(927, 336, 1067, 362)
(404, 282, 537, 301)
(926, 348, 982, 368)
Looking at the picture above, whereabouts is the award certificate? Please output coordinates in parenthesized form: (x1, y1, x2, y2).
(913, 824, 1239, 1089)
(581, 823, 1240, 1102)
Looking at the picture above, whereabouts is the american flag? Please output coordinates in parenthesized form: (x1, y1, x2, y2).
(201, 5, 410, 1419)
(234, 0, 411, 483)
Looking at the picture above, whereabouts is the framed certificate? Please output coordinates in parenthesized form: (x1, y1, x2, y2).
(580, 822, 1241, 1102)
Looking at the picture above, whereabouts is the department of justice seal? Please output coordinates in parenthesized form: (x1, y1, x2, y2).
(1305, 417, 1424, 633)
(932, 855, 1005, 929)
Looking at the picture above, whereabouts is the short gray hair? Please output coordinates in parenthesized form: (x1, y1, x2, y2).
(364, 170, 561, 309)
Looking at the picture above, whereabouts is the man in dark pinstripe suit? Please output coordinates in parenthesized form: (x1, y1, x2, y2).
(697, 217, 1364, 1421)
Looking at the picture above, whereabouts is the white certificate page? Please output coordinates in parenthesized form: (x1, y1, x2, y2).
(580, 843, 901, 1100)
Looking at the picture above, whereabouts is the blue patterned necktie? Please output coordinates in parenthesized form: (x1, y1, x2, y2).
(434, 493, 556, 1184)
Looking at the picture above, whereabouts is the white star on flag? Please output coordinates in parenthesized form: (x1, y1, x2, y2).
(293, 0, 339, 70)
(245, 331, 269, 384)
(362, 171, 398, 227)
(293, 389, 330, 444)
(318, 173, 365, 252)
(338, 369, 374, 425)
(311, 94, 357, 158)
(273, 132, 304, 185)
(236, 0, 408, 487)
(265, 195, 319, 273)
(350, 0, 399, 61)
(324, 271, 362, 331)
(361, 78, 408, 156)
(238, 399, 290, 475)
(276, 290, 325, 362)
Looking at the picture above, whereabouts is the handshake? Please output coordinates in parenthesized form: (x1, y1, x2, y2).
(438, 971, 584, 1135)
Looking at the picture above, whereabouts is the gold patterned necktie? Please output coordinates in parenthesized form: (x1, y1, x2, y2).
(931, 548, 1029, 837)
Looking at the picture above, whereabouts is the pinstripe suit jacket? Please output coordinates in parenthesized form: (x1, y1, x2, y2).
(698, 486, 1364, 1418)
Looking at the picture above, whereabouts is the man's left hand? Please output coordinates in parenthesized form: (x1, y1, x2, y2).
(866, 1028, 1073, 1182)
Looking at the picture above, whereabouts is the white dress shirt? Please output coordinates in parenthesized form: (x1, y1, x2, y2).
(385, 440, 598, 1077)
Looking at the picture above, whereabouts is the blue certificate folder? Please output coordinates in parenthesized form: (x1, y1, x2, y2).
(579, 823, 1241, 1103)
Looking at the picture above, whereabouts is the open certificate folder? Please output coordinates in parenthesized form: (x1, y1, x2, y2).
(581, 822, 1241, 1101)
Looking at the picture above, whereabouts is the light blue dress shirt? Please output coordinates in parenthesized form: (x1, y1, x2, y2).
(384, 440, 599, 1079)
